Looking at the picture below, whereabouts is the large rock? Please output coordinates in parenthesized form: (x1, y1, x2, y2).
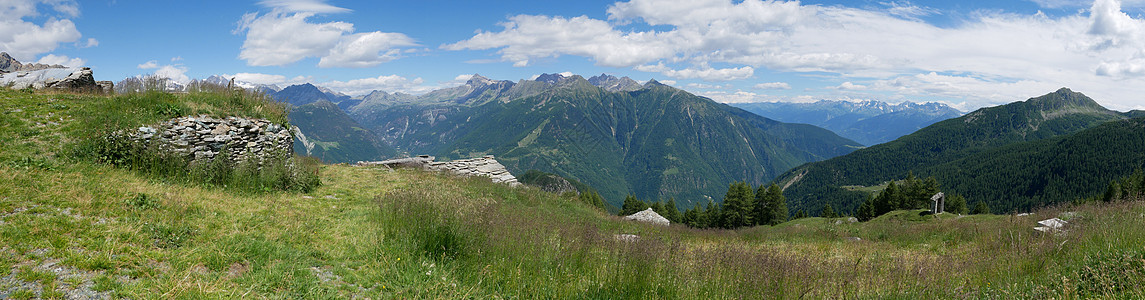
(0, 52, 104, 93)
(623, 208, 670, 226)
(0, 67, 100, 91)
(357, 155, 520, 186)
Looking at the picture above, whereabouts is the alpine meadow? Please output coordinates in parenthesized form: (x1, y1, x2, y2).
(5, 0, 1145, 299)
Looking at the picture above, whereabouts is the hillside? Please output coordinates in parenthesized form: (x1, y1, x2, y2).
(4, 87, 1145, 298)
(732, 100, 963, 146)
(348, 74, 862, 208)
(289, 100, 396, 163)
(777, 88, 1130, 214)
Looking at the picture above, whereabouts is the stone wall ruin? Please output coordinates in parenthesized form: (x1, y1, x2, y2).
(130, 115, 293, 164)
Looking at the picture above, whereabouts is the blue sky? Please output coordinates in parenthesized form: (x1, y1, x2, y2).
(5, 0, 1145, 111)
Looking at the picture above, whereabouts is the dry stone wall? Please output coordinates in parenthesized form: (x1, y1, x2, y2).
(131, 115, 293, 164)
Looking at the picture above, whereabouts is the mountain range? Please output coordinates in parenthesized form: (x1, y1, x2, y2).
(775, 88, 1142, 215)
(731, 100, 963, 146)
(277, 73, 863, 208)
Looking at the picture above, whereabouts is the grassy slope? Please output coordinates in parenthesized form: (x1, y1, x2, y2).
(3, 89, 1145, 298)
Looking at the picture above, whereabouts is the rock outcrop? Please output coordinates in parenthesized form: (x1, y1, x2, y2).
(0, 52, 109, 93)
(357, 155, 520, 186)
(624, 208, 670, 226)
(128, 115, 293, 164)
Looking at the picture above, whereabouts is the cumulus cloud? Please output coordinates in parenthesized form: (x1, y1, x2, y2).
(0, 0, 84, 61)
(257, 0, 350, 13)
(77, 38, 98, 48)
(445, 15, 679, 67)
(222, 72, 312, 86)
(837, 82, 867, 90)
(753, 82, 791, 90)
(36, 54, 84, 67)
(235, 2, 417, 67)
(319, 75, 428, 95)
(137, 60, 160, 69)
(137, 60, 189, 84)
(449, 0, 1145, 110)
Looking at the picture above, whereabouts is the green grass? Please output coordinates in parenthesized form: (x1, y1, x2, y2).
(3, 87, 1145, 298)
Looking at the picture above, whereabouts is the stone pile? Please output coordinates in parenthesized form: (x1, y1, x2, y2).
(131, 115, 293, 164)
(356, 155, 520, 186)
(623, 208, 670, 226)
(426, 156, 519, 185)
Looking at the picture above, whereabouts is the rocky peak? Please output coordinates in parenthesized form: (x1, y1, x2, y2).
(588, 73, 642, 92)
(535, 73, 565, 84)
(0, 52, 19, 72)
(466, 74, 497, 86)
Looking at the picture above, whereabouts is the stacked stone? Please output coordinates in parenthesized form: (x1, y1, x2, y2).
(425, 155, 520, 186)
(133, 115, 292, 164)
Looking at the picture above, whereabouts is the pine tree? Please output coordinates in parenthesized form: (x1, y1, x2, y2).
(663, 198, 682, 223)
(650, 201, 664, 216)
(794, 209, 808, 219)
(821, 203, 838, 218)
(683, 206, 699, 227)
(722, 182, 754, 228)
(696, 199, 714, 227)
(704, 199, 721, 228)
(856, 195, 876, 222)
(620, 195, 647, 216)
(753, 184, 787, 225)
(972, 200, 991, 215)
(874, 181, 899, 215)
(946, 194, 968, 214)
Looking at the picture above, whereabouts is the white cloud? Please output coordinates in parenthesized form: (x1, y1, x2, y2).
(77, 38, 98, 48)
(222, 72, 312, 86)
(257, 0, 350, 13)
(881, 1, 939, 20)
(1029, 0, 1145, 8)
(235, 2, 416, 67)
(753, 82, 791, 90)
(639, 65, 754, 81)
(449, 0, 1145, 110)
(318, 31, 417, 68)
(697, 90, 765, 103)
(136, 60, 189, 84)
(837, 82, 867, 90)
(236, 11, 352, 66)
(445, 14, 679, 67)
(0, 0, 84, 61)
(320, 75, 428, 95)
(138, 60, 159, 69)
(154, 65, 190, 84)
(35, 54, 83, 67)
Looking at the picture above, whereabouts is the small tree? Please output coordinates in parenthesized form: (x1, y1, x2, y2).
(971, 201, 991, 215)
(856, 195, 876, 222)
(945, 194, 968, 214)
(821, 203, 838, 218)
(794, 209, 808, 219)
(662, 198, 682, 223)
(620, 195, 648, 216)
(722, 182, 754, 228)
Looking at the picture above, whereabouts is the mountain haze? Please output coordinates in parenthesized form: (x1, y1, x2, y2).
(732, 100, 963, 146)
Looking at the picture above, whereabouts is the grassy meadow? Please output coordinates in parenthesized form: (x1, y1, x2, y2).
(1, 88, 1144, 298)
